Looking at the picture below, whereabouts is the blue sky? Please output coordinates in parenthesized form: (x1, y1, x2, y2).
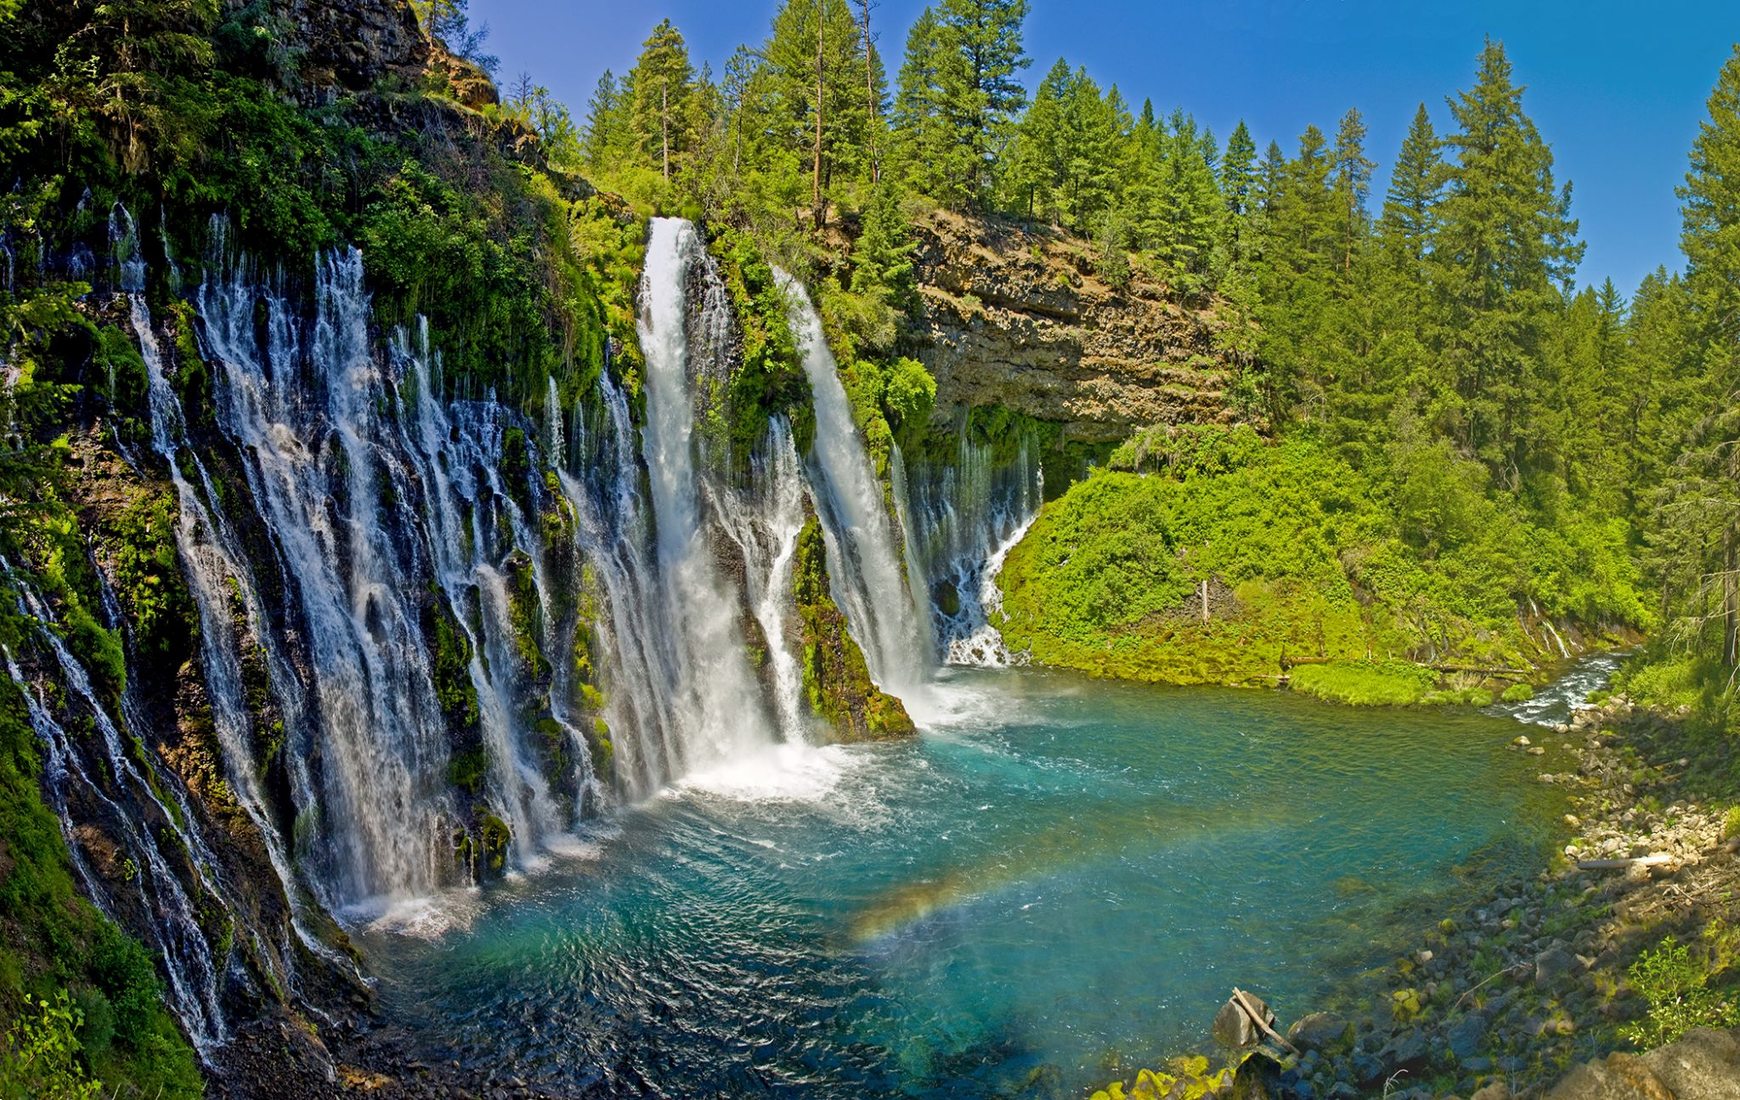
(471, 0, 1738, 295)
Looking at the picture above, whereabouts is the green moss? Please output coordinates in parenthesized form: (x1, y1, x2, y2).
(446, 747, 488, 795)
(706, 226, 812, 468)
(479, 813, 511, 874)
(1289, 660, 1436, 706)
(0, 688, 203, 1098)
(792, 517, 914, 741)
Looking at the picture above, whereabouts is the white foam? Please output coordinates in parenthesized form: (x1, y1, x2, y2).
(673, 740, 856, 803)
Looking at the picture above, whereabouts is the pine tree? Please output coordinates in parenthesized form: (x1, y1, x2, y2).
(1434, 38, 1583, 480)
(1679, 44, 1740, 390)
(1330, 108, 1373, 275)
(763, 0, 877, 228)
(1379, 104, 1444, 264)
(893, 0, 1030, 208)
(628, 19, 697, 182)
(1221, 120, 1258, 219)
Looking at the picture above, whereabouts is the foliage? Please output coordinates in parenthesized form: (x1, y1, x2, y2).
(0, 991, 101, 1100)
(1619, 935, 1739, 1049)
(1000, 433, 1648, 688)
(1289, 661, 1437, 707)
(0, 689, 202, 1098)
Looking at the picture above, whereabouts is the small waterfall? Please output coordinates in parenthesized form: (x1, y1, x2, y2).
(714, 418, 812, 743)
(4, 569, 228, 1052)
(775, 272, 931, 696)
(895, 435, 1044, 666)
(635, 218, 780, 771)
(557, 370, 686, 796)
(118, 206, 337, 977)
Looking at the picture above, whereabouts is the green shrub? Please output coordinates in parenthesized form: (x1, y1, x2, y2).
(1620, 937, 1739, 1049)
(0, 991, 102, 1100)
(1501, 682, 1535, 704)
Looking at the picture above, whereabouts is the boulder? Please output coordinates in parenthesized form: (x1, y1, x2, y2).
(1446, 1012, 1488, 1062)
(1214, 993, 1277, 1050)
(1287, 1013, 1352, 1055)
(1378, 1030, 1430, 1077)
(1536, 945, 1580, 989)
(1230, 1048, 1287, 1100)
(1545, 1027, 1740, 1099)
(1470, 1084, 1511, 1100)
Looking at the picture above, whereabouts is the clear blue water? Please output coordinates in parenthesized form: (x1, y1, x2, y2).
(357, 669, 1566, 1098)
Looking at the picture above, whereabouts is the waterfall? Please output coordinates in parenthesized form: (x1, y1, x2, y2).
(633, 218, 781, 771)
(714, 418, 812, 744)
(775, 272, 931, 696)
(556, 370, 685, 797)
(894, 434, 1044, 667)
(4, 568, 228, 1052)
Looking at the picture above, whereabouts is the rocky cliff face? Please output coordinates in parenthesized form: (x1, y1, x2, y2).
(911, 210, 1239, 446)
(229, 0, 427, 98)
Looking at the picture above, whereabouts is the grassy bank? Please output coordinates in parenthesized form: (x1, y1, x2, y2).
(996, 426, 1646, 697)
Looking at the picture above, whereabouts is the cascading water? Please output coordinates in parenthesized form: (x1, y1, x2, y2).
(633, 218, 782, 771)
(894, 435, 1043, 666)
(776, 271, 932, 696)
(713, 417, 812, 744)
(4, 567, 229, 1052)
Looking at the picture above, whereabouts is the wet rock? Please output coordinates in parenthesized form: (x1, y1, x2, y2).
(1230, 1047, 1287, 1100)
(1287, 1013, 1351, 1055)
(1214, 993, 1277, 1050)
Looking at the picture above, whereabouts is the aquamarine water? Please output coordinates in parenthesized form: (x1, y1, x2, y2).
(357, 669, 1565, 1097)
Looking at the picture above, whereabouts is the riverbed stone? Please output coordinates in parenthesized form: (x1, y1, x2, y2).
(1536, 945, 1579, 989)
(1447, 1012, 1488, 1061)
(1287, 1012, 1352, 1054)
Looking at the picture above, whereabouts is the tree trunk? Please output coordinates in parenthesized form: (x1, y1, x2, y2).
(1725, 521, 1738, 669)
(813, 1, 826, 230)
(858, 0, 880, 184)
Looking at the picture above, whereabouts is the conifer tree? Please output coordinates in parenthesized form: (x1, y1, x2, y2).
(1433, 38, 1583, 480)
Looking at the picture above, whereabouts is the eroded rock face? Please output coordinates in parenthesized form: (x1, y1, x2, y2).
(911, 210, 1238, 445)
(228, 0, 427, 96)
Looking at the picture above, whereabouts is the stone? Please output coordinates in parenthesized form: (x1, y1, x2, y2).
(1214, 994, 1276, 1050)
(1230, 1048, 1287, 1100)
(1379, 1031, 1430, 1077)
(1288, 1013, 1352, 1055)
(1544, 1026, 1740, 1099)
(1446, 1012, 1488, 1061)
(1470, 1084, 1511, 1100)
(1461, 1056, 1493, 1074)
(1536, 945, 1580, 989)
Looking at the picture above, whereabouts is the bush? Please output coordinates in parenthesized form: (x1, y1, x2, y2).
(1620, 937, 1739, 1049)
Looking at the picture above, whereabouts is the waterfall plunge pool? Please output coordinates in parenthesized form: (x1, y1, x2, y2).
(354, 668, 1570, 1098)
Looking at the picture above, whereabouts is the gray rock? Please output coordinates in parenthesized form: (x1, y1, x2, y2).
(1536, 945, 1580, 989)
(1460, 1056, 1493, 1074)
(1447, 1012, 1488, 1061)
(1288, 1012, 1352, 1055)
(1470, 1084, 1511, 1100)
(1379, 1030, 1430, 1076)
(1214, 993, 1277, 1050)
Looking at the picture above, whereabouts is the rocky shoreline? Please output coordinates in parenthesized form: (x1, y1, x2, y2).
(1105, 694, 1740, 1100)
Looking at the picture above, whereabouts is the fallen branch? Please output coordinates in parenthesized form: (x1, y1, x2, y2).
(1231, 987, 1300, 1055)
(1453, 962, 1531, 1013)
(1575, 854, 1675, 871)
